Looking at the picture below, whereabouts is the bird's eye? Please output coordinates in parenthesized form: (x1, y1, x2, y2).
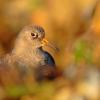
(31, 32, 35, 36)
(31, 32, 38, 38)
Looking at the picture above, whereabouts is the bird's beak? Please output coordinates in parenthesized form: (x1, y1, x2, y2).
(41, 38, 59, 52)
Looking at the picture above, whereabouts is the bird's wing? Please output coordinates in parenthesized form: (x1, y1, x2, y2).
(44, 51, 55, 66)
(0, 56, 22, 87)
(0, 54, 37, 87)
(35, 65, 57, 81)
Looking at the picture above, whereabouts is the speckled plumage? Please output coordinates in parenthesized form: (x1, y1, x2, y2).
(0, 25, 57, 84)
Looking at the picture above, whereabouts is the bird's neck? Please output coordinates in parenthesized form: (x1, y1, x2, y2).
(12, 43, 43, 57)
(12, 39, 33, 56)
(11, 39, 45, 67)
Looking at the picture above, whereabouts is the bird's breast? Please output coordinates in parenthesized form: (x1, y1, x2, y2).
(12, 48, 46, 68)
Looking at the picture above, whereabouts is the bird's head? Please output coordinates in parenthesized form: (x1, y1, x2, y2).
(16, 25, 45, 48)
(16, 25, 58, 50)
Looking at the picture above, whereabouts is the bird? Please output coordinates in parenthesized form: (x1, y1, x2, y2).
(0, 24, 58, 86)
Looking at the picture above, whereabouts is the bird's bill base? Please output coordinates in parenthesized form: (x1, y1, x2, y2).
(41, 38, 59, 52)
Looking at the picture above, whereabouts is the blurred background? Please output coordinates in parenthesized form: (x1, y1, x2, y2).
(0, 0, 100, 100)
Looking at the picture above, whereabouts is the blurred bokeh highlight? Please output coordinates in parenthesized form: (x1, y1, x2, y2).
(0, 0, 100, 100)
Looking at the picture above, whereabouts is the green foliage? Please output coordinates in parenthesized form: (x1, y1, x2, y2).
(74, 40, 93, 64)
(5, 82, 55, 99)
(30, 0, 44, 10)
(6, 85, 28, 97)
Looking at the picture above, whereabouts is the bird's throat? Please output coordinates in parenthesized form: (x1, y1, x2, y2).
(12, 41, 45, 67)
